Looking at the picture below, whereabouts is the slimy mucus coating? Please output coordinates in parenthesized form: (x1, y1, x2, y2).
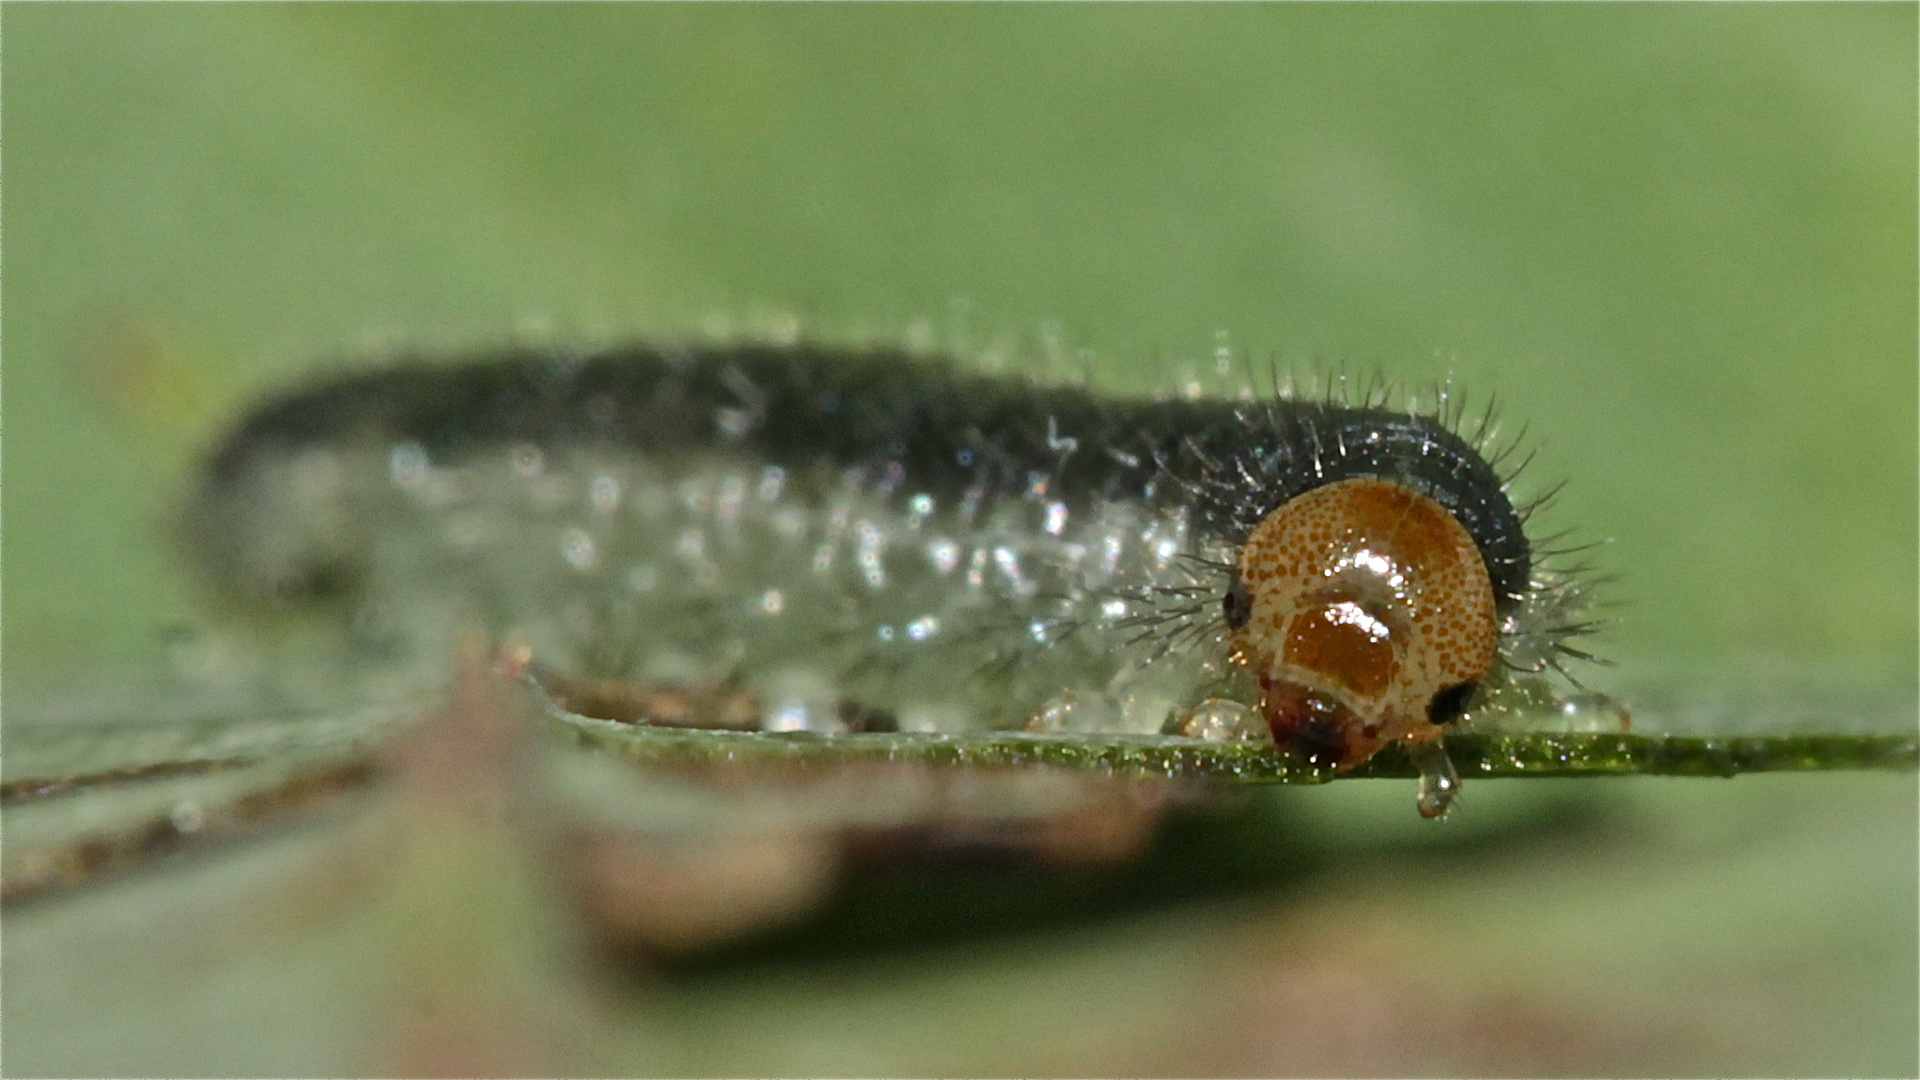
(185, 343, 1598, 818)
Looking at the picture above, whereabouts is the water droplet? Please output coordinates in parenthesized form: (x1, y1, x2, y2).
(1024, 690, 1117, 733)
(1026, 694, 1075, 732)
(1408, 738, 1461, 819)
(928, 538, 961, 574)
(757, 465, 786, 502)
(388, 442, 429, 488)
(589, 474, 621, 513)
(765, 701, 811, 731)
(560, 528, 599, 572)
(758, 589, 784, 615)
(989, 546, 1036, 596)
(1166, 699, 1265, 742)
(1558, 692, 1633, 732)
(906, 615, 940, 641)
(856, 520, 886, 589)
(1044, 501, 1069, 536)
(510, 443, 544, 477)
(714, 407, 754, 439)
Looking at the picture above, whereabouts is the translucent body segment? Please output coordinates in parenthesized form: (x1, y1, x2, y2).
(212, 438, 1229, 737)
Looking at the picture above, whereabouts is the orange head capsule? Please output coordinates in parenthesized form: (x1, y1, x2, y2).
(1227, 477, 1498, 783)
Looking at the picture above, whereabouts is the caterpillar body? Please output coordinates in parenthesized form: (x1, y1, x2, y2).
(188, 343, 1599, 816)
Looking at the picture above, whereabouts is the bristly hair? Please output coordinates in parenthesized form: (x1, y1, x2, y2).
(1094, 369, 1606, 695)
(188, 340, 1605, 729)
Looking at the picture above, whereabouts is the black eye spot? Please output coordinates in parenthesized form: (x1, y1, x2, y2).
(1428, 681, 1478, 726)
(1223, 570, 1252, 630)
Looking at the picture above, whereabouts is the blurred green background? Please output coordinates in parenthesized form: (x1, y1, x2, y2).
(3, 5, 1915, 1076)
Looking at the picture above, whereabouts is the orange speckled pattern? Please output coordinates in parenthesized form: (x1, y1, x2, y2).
(1233, 478, 1498, 770)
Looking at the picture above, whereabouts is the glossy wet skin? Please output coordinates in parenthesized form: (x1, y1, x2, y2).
(1227, 478, 1498, 771)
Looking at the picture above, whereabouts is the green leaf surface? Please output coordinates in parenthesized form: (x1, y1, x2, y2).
(552, 709, 1920, 782)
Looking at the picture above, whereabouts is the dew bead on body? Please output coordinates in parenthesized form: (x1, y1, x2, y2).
(188, 342, 1579, 817)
